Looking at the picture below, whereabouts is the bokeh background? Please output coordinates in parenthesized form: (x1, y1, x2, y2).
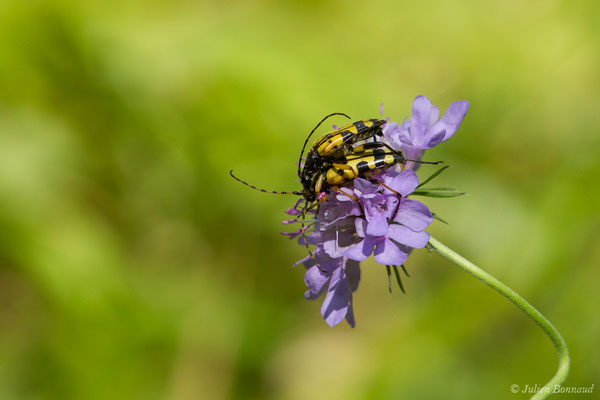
(1, 1, 599, 399)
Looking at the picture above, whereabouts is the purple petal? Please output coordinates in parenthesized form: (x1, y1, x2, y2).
(294, 254, 312, 268)
(397, 128, 414, 146)
(353, 178, 378, 196)
(345, 259, 361, 292)
(320, 200, 361, 222)
(383, 170, 419, 196)
(304, 229, 328, 246)
(388, 224, 430, 248)
(382, 121, 399, 143)
(393, 199, 433, 231)
(373, 238, 408, 266)
(384, 195, 400, 218)
(335, 188, 356, 202)
(430, 100, 470, 142)
(317, 255, 345, 274)
(428, 104, 440, 127)
(410, 95, 434, 141)
(323, 238, 345, 258)
(355, 218, 367, 238)
(383, 120, 411, 149)
(401, 147, 425, 169)
(304, 265, 330, 299)
(366, 213, 389, 237)
(304, 290, 320, 300)
(321, 268, 350, 327)
(322, 229, 357, 258)
(345, 298, 355, 328)
(282, 225, 310, 240)
(343, 237, 375, 261)
(360, 197, 373, 219)
(285, 199, 305, 215)
(424, 129, 446, 149)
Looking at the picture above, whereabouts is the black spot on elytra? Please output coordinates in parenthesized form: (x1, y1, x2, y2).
(372, 149, 386, 161)
(374, 159, 387, 168)
(356, 161, 370, 174)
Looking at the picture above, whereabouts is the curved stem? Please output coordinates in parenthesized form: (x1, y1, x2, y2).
(427, 236, 570, 400)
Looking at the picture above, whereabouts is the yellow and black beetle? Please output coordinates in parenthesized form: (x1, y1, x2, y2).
(230, 113, 405, 205)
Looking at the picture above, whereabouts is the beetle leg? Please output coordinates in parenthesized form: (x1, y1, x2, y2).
(331, 186, 358, 201)
(370, 179, 402, 197)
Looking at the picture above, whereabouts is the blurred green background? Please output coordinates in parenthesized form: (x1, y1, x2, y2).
(1, 1, 599, 399)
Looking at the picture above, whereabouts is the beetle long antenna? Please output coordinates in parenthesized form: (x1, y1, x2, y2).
(230, 170, 302, 195)
(300, 200, 327, 273)
(297, 112, 351, 176)
(300, 200, 312, 256)
(406, 159, 443, 165)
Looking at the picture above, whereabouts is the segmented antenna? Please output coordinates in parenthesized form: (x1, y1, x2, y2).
(299, 199, 328, 273)
(297, 112, 351, 177)
(229, 170, 302, 195)
(300, 191, 333, 272)
(407, 159, 442, 165)
(299, 199, 312, 255)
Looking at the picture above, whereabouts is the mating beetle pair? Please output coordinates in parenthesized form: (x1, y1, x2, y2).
(297, 114, 405, 203)
(230, 113, 406, 206)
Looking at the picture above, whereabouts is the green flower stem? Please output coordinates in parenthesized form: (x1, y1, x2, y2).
(427, 236, 569, 400)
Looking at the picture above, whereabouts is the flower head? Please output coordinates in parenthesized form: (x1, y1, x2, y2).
(384, 95, 469, 166)
(283, 96, 468, 327)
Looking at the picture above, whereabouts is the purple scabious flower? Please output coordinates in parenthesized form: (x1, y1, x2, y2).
(383, 95, 469, 166)
(283, 96, 468, 327)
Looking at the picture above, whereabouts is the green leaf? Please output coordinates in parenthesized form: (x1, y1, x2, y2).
(400, 264, 410, 277)
(392, 265, 406, 294)
(432, 212, 449, 224)
(385, 265, 393, 293)
(417, 165, 450, 188)
(411, 190, 466, 198)
(416, 187, 456, 191)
